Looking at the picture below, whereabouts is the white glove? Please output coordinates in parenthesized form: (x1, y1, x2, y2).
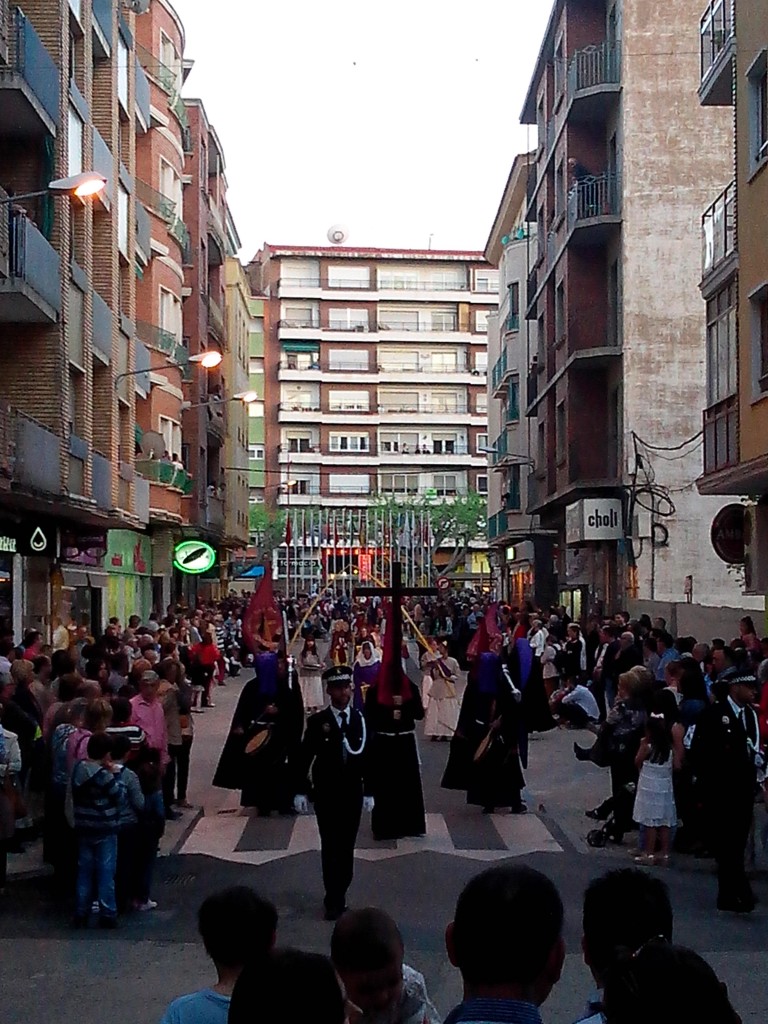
(510, 686, 522, 704)
(293, 794, 309, 815)
(363, 796, 374, 813)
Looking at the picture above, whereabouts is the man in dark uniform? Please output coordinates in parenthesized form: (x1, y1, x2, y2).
(293, 665, 373, 921)
(691, 670, 762, 913)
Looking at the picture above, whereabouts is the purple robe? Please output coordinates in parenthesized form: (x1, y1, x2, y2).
(255, 651, 278, 698)
(353, 660, 380, 713)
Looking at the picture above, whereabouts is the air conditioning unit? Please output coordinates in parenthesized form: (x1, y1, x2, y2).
(630, 510, 653, 539)
(743, 503, 768, 594)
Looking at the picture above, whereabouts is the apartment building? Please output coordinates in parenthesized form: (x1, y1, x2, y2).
(520, 0, 752, 621)
(250, 244, 493, 589)
(0, 0, 156, 633)
(696, 0, 768, 598)
(484, 154, 557, 608)
(246, 296, 266, 517)
(223, 256, 251, 562)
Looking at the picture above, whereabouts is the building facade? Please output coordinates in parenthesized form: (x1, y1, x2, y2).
(250, 244, 494, 592)
(520, 0, 752, 621)
(697, 0, 768, 600)
(223, 255, 251, 563)
(484, 153, 557, 608)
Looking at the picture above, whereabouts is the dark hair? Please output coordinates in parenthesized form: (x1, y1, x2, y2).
(642, 636, 657, 654)
(110, 734, 132, 760)
(57, 672, 82, 702)
(582, 870, 673, 981)
(603, 941, 739, 1024)
(198, 887, 277, 969)
(452, 865, 563, 987)
(652, 630, 675, 651)
(32, 654, 51, 674)
(741, 616, 756, 634)
(85, 658, 107, 682)
(230, 950, 345, 1024)
(647, 690, 677, 764)
(110, 696, 133, 726)
(331, 908, 403, 972)
(51, 649, 76, 679)
(87, 732, 113, 760)
(678, 661, 708, 703)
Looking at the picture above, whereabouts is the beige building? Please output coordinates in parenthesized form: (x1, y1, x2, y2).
(223, 256, 252, 561)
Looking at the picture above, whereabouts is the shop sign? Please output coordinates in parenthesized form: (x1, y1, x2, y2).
(107, 530, 152, 576)
(565, 499, 623, 545)
(173, 539, 217, 576)
(0, 522, 56, 557)
(710, 504, 745, 565)
(61, 528, 108, 567)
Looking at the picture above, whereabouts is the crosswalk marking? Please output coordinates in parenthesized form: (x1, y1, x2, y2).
(180, 810, 562, 865)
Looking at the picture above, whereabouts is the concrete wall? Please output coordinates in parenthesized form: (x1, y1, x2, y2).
(628, 598, 767, 641)
(620, 0, 754, 609)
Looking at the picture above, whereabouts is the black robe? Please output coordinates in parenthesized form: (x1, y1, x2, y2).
(213, 663, 304, 811)
(364, 681, 426, 840)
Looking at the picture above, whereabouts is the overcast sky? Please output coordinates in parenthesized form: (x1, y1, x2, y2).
(173, 1, 551, 258)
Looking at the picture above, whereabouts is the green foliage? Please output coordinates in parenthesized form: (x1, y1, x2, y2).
(369, 492, 487, 572)
(249, 504, 286, 554)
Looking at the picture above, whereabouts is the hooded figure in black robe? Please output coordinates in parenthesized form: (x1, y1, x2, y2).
(213, 652, 304, 813)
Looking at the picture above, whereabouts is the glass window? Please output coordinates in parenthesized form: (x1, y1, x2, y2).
(329, 473, 370, 494)
(378, 349, 419, 371)
(477, 474, 488, 494)
(328, 349, 368, 371)
(430, 350, 459, 371)
(379, 390, 419, 411)
(281, 302, 319, 327)
(117, 187, 129, 258)
(473, 269, 499, 293)
(328, 309, 369, 331)
(706, 284, 737, 405)
(380, 473, 419, 493)
(748, 53, 768, 167)
(67, 284, 84, 366)
(475, 310, 490, 334)
(433, 473, 459, 496)
(329, 434, 369, 452)
(68, 106, 83, 176)
(379, 431, 419, 452)
(281, 259, 320, 285)
(328, 390, 369, 411)
(117, 36, 129, 108)
(327, 265, 370, 289)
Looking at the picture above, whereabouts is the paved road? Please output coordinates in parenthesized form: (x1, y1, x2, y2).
(3, 663, 768, 1024)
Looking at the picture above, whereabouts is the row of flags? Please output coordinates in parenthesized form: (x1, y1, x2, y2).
(283, 507, 434, 549)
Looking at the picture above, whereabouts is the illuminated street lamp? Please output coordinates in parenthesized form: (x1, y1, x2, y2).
(0, 172, 107, 205)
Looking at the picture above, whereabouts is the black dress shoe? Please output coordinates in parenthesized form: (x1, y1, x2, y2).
(717, 897, 754, 914)
(323, 903, 347, 922)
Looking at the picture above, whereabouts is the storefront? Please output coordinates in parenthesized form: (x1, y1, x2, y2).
(106, 529, 153, 624)
(0, 518, 57, 638)
(52, 527, 108, 635)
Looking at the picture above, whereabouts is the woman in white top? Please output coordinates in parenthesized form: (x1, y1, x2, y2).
(423, 641, 461, 741)
(0, 719, 22, 892)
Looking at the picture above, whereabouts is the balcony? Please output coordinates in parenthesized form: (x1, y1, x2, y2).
(168, 215, 190, 253)
(135, 59, 150, 132)
(135, 201, 150, 265)
(566, 42, 621, 121)
(135, 43, 175, 94)
(487, 510, 507, 542)
(206, 494, 225, 531)
(378, 402, 470, 416)
(0, 7, 60, 137)
(135, 179, 175, 224)
(703, 396, 738, 475)
(206, 293, 225, 342)
(169, 91, 189, 132)
(699, 0, 735, 106)
(701, 181, 736, 291)
(206, 403, 226, 443)
(377, 319, 459, 333)
(491, 351, 512, 395)
(567, 173, 621, 246)
(92, 451, 112, 510)
(135, 458, 193, 495)
(92, 0, 113, 49)
(92, 290, 113, 363)
(0, 405, 61, 494)
(0, 209, 61, 322)
(207, 201, 226, 266)
(135, 320, 187, 367)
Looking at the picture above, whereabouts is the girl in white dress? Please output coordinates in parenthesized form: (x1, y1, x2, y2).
(298, 637, 325, 713)
(633, 691, 685, 866)
(423, 641, 461, 741)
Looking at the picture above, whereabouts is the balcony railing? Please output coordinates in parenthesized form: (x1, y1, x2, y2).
(378, 320, 459, 333)
(168, 215, 190, 251)
(135, 458, 194, 495)
(135, 320, 187, 367)
(278, 318, 320, 330)
(92, 290, 113, 362)
(206, 494, 225, 530)
(1, 7, 60, 128)
(567, 42, 621, 97)
(92, 451, 112, 510)
(491, 351, 508, 392)
(487, 510, 507, 541)
(135, 201, 150, 259)
(0, 404, 61, 493)
(135, 59, 150, 128)
(135, 43, 175, 93)
(4, 208, 61, 316)
(702, 181, 735, 277)
(567, 172, 619, 229)
(169, 90, 189, 131)
(135, 179, 175, 223)
(505, 312, 520, 333)
(206, 293, 224, 340)
(379, 402, 470, 415)
(700, 0, 733, 84)
(278, 403, 321, 413)
(703, 396, 738, 474)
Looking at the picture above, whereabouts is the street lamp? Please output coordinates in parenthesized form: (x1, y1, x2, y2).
(180, 390, 258, 411)
(478, 445, 536, 469)
(0, 172, 107, 205)
(114, 350, 222, 388)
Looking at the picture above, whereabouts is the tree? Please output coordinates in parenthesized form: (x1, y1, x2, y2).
(369, 493, 487, 575)
(249, 504, 286, 556)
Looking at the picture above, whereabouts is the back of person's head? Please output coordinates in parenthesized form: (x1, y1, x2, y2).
(84, 697, 113, 733)
(583, 870, 673, 984)
(230, 949, 345, 1024)
(331, 907, 403, 972)
(448, 865, 564, 1002)
(198, 886, 277, 970)
(603, 941, 739, 1024)
(110, 696, 132, 725)
(87, 732, 113, 761)
(110, 734, 132, 761)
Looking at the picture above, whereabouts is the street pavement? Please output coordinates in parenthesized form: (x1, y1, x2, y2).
(3, 655, 768, 1023)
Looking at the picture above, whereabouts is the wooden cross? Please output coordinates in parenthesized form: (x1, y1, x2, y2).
(356, 562, 439, 689)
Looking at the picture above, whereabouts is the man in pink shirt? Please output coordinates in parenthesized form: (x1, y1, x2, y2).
(130, 670, 169, 770)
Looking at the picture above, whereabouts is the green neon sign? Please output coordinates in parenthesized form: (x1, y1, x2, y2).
(173, 540, 217, 575)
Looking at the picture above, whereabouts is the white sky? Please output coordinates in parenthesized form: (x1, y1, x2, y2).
(172, 1, 552, 258)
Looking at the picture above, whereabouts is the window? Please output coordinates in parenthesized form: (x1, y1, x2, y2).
(248, 401, 265, 418)
(329, 434, 369, 452)
(476, 433, 488, 453)
(748, 51, 768, 168)
(285, 432, 313, 453)
(328, 308, 369, 331)
(160, 287, 182, 342)
(433, 473, 459, 496)
(432, 391, 462, 413)
(752, 284, 768, 387)
(290, 473, 319, 496)
(249, 357, 264, 375)
(328, 349, 368, 371)
(380, 473, 419, 494)
(281, 302, 319, 327)
(506, 283, 520, 331)
(281, 385, 318, 410)
(282, 349, 319, 370)
(474, 352, 488, 373)
(378, 266, 466, 291)
(328, 390, 369, 411)
(117, 186, 128, 258)
(555, 160, 565, 218)
(380, 431, 419, 453)
(67, 284, 84, 366)
(378, 349, 419, 371)
(159, 31, 181, 92)
(379, 390, 419, 411)
(248, 445, 265, 460)
(555, 282, 566, 343)
(706, 284, 737, 404)
(473, 269, 499, 293)
(554, 38, 565, 98)
(68, 106, 83, 176)
(430, 350, 459, 371)
(432, 433, 460, 455)
(117, 35, 128, 108)
(378, 306, 457, 331)
(281, 259, 320, 286)
(507, 465, 522, 510)
(159, 158, 181, 212)
(507, 379, 520, 422)
(475, 393, 488, 414)
(477, 474, 488, 495)
(159, 415, 181, 458)
(556, 402, 566, 463)
(327, 265, 370, 289)
(329, 473, 370, 494)
(475, 310, 490, 334)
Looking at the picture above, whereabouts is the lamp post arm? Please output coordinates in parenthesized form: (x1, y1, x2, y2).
(0, 190, 49, 206)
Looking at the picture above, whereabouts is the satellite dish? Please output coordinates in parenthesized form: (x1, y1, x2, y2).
(139, 430, 167, 458)
(124, 0, 150, 13)
(327, 224, 349, 245)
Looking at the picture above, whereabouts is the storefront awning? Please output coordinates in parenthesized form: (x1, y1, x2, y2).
(237, 564, 266, 579)
(281, 341, 319, 353)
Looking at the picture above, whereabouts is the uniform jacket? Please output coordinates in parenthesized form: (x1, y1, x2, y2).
(293, 704, 370, 802)
(691, 698, 759, 796)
